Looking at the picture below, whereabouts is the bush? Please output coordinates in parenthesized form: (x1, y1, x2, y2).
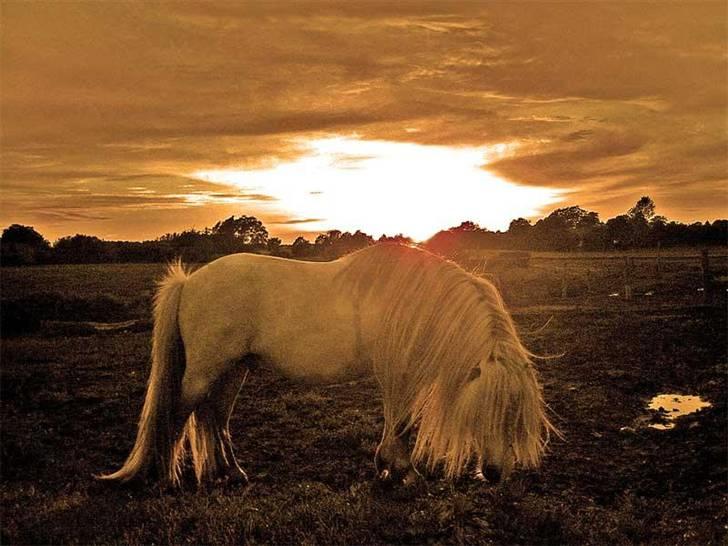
(1, 293, 132, 325)
(0, 301, 41, 336)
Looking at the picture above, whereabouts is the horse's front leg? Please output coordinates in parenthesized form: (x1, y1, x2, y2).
(473, 448, 516, 483)
(374, 425, 419, 486)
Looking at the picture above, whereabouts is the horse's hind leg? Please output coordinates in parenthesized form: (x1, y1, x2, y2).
(211, 361, 250, 484)
(187, 360, 250, 485)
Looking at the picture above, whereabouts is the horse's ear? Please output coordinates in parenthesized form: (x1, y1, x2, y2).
(467, 365, 481, 382)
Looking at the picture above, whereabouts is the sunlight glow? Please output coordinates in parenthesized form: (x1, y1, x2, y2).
(192, 137, 564, 241)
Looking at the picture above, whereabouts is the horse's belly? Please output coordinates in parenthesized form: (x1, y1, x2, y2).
(229, 265, 363, 382)
(257, 321, 363, 383)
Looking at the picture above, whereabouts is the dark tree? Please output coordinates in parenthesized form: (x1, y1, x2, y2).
(507, 218, 533, 249)
(425, 223, 483, 256)
(532, 206, 601, 250)
(53, 234, 110, 263)
(267, 237, 282, 255)
(1, 224, 51, 265)
(312, 229, 373, 259)
(314, 230, 342, 257)
(451, 220, 481, 232)
(1, 224, 49, 248)
(626, 196, 657, 247)
(212, 215, 268, 247)
(291, 236, 313, 258)
(378, 234, 414, 245)
(629, 196, 656, 221)
(338, 230, 374, 254)
(546, 206, 600, 230)
(705, 219, 728, 245)
(605, 215, 634, 249)
(646, 215, 668, 246)
(508, 218, 532, 234)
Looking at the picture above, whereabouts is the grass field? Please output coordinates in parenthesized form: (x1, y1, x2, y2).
(1, 252, 726, 545)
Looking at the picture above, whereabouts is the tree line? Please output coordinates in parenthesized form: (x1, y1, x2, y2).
(1, 197, 725, 266)
(0, 215, 413, 266)
(426, 197, 727, 255)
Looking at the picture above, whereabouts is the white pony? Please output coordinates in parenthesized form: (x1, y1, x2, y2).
(101, 244, 554, 486)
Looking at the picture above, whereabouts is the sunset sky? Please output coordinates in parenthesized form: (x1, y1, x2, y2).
(1, 2, 726, 242)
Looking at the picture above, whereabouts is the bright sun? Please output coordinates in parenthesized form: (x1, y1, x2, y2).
(192, 136, 564, 241)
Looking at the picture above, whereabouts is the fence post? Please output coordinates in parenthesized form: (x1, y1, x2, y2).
(656, 241, 662, 280)
(701, 248, 712, 305)
(586, 268, 592, 299)
(623, 257, 633, 300)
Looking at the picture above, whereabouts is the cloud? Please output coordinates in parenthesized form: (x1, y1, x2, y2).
(488, 130, 649, 187)
(33, 210, 112, 222)
(270, 218, 325, 225)
(1, 1, 726, 239)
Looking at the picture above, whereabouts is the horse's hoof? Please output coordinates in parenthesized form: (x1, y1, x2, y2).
(473, 470, 487, 482)
(227, 467, 249, 486)
(214, 467, 249, 488)
(378, 469, 391, 481)
(402, 469, 420, 486)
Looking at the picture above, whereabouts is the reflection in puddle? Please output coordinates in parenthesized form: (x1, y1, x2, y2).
(648, 394, 711, 430)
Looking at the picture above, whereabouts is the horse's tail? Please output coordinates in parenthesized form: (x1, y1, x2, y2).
(99, 260, 191, 485)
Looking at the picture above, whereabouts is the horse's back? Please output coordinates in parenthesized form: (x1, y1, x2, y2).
(177, 253, 361, 382)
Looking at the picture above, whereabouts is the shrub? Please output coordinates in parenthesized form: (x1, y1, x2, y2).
(0, 301, 41, 336)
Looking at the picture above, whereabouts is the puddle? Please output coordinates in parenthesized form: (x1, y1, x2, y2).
(647, 394, 711, 430)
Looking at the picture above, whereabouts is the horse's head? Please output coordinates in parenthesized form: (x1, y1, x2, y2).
(410, 340, 554, 480)
(457, 345, 553, 479)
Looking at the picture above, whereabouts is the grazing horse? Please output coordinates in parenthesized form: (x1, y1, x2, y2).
(100, 244, 554, 486)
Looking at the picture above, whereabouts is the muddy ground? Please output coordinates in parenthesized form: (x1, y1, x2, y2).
(1, 262, 726, 545)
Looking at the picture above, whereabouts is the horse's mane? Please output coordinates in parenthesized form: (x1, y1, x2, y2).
(336, 244, 552, 477)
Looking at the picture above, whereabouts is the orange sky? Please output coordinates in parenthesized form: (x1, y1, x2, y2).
(1, 2, 726, 242)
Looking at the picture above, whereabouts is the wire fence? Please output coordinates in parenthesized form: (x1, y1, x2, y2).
(455, 248, 728, 309)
